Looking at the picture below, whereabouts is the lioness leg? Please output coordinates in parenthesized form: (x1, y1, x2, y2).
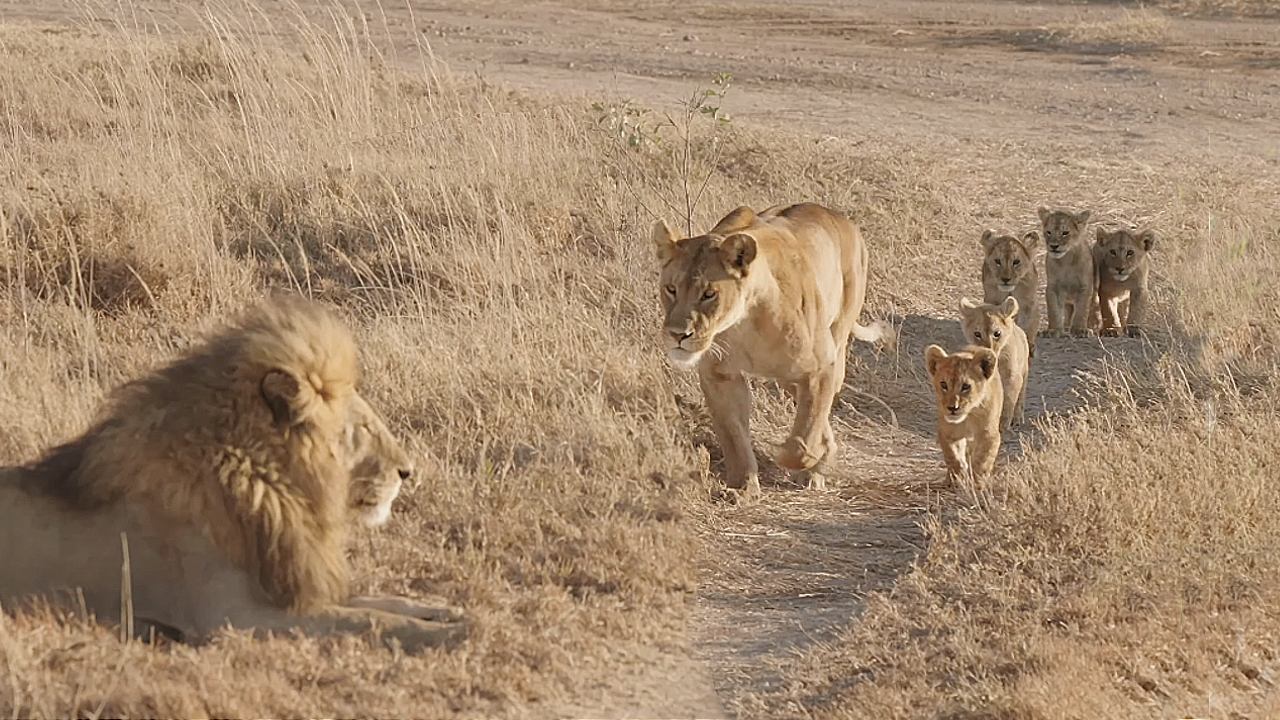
(779, 333, 839, 474)
(698, 365, 760, 499)
(1045, 289, 1065, 338)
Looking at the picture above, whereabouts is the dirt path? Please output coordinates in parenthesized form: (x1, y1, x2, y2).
(5, 2, 1275, 718)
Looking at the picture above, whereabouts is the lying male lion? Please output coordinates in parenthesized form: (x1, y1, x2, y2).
(653, 203, 892, 499)
(0, 296, 463, 652)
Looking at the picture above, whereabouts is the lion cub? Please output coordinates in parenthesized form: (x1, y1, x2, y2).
(979, 228, 1040, 357)
(959, 296, 1029, 431)
(1038, 206, 1097, 337)
(1094, 226, 1157, 337)
(924, 345, 1003, 483)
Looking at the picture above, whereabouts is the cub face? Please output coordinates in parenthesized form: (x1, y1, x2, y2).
(1096, 226, 1156, 283)
(959, 296, 1020, 354)
(652, 219, 756, 371)
(924, 344, 999, 424)
(980, 229, 1036, 293)
(1037, 206, 1092, 259)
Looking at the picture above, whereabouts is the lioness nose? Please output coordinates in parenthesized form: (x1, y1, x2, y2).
(398, 467, 412, 481)
(667, 326, 693, 342)
(947, 404, 961, 414)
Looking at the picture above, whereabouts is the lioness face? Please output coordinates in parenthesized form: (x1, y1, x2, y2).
(1096, 227, 1155, 283)
(652, 220, 756, 371)
(924, 345, 998, 424)
(343, 393, 414, 528)
(1038, 207, 1092, 259)
(981, 231, 1035, 293)
(959, 296, 1019, 354)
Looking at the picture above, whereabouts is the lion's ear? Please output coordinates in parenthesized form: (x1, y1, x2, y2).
(924, 344, 947, 378)
(651, 220, 679, 264)
(1021, 230, 1040, 246)
(261, 369, 318, 426)
(980, 229, 997, 251)
(719, 233, 757, 278)
(1095, 226, 1111, 246)
(1137, 228, 1157, 252)
(1037, 206, 1051, 224)
(974, 347, 998, 379)
(959, 297, 980, 312)
(1001, 296, 1019, 320)
(1074, 209, 1092, 226)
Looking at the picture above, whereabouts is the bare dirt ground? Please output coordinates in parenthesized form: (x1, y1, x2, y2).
(5, 1, 1277, 717)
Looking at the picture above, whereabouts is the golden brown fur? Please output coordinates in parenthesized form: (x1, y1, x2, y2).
(1038, 206, 1099, 337)
(959, 296, 1029, 432)
(653, 203, 892, 499)
(924, 344, 1003, 483)
(1094, 225, 1157, 337)
(980, 228, 1041, 357)
(0, 296, 462, 651)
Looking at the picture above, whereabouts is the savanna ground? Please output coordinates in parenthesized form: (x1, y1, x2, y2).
(1, 0, 1278, 717)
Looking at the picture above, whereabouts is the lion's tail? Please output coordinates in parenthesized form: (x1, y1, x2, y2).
(851, 319, 897, 351)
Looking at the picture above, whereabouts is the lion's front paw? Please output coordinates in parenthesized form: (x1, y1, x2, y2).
(1069, 327, 1091, 338)
(381, 616, 468, 654)
(1126, 325, 1145, 338)
(1101, 327, 1121, 338)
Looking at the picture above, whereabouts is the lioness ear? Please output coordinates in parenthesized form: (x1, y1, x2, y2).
(924, 344, 947, 378)
(1095, 227, 1111, 245)
(651, 220, 679, 264)
(1074, 209, 1092, 226)
(1037, 206, 1051, 224)
(980, 229, 997, 251)
(719, 233, 757, 278)
(1137, 228, 1157, 252)
(1001, 296, 1019, 320)
(1021, 230, 1040, 246)
(959, 297, 980, 312)
(261, 369, 318, 426)
(974, 348, 998, 380)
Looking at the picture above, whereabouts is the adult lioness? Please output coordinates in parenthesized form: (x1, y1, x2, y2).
(1094, 225, 1157, 338)
(653, 203, 891, 499)
(0, 296, 463, 651)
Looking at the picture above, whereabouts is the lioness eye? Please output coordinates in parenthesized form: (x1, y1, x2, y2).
(664, 284, 676, 296)
(702, 289, 717, 301)
(993, 330, 1002, 339)
(961, 383, 971, 393)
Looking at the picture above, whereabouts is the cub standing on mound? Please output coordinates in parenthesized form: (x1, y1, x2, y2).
(979, 228, 1041, 358)
(1039, 206, 1098, 338)
(959, 296, 1029, 432)
(924, 345, 1003, 483)
(652, 203, 892, 500)
(1094, 225, 1157, 338)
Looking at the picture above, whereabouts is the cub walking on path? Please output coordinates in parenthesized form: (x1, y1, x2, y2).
(924, 344, 1003, 483)
(979, 228, 1040, 358)
(959, 296, 1029, 432)
(652, 203, 891, 500)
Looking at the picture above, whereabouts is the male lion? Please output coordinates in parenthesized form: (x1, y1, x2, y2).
(959, 296, 1029, 432)
(1094, 225, 1157, 338)
(924, 344, 1003, 483)
(0, 296, 463, 652)
(979, 228, 1041, 358)
(1038, 206, 1098, 337)
(652, 203, 892, 499)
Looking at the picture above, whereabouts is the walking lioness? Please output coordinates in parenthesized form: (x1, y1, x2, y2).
(652, 203, 891, 499)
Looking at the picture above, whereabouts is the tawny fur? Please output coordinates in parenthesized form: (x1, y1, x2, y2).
(924, 344, 1003, 483)
(959, 296, 1029, 432)
(1038, 206, 1100, 337)
(979, 228, 1041, 358)
(0, 295, 462, 652)
(652, 203, 892, 499)
(1094, 225, 1157, 338)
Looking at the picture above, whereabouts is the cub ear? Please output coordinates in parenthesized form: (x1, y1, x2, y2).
(959, 296, 981, 312)
(1074, 209, 1092, 226)
(711, 206, 756, 235)
(651, 219, 679, 263)
(980, 229, 998, 251)
(1095, 226, 1112, 245)
(1021, 230, 1040, 246)
(1137, 228, 1157, 252)
(973, 347, 998, 380)
(1000, 296, 1020, 320)
(1037, 206, 1051, 224)
(719, 233, 758, 278)
(924, 344, 948, 378)
(261, 369, 319, 427)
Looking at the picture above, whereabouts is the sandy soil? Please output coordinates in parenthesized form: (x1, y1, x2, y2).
(5, 1, 1276, 717)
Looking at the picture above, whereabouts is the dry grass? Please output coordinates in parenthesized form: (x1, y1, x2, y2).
(1046, 7, 1175, 47)
(3, 1, 1280, 718)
